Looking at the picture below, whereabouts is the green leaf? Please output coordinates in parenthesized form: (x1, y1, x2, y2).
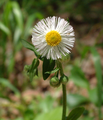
(88, 87, 98, 105)
(67, 94, 89, 108)
(0, 21, 11, 35)
(24, 108, 34, 120)
(7, 55, 15, 73)
(3, 1, 12, 26)
(0, 78, 20, 95)
(43, 58, 55, 80)
(21, 39, 35, 51)
(21, 39, 40, 58)
(45, 67, 59, 74)
(24, 14, 36, 39)
(90, 47, 102, 119)
(81, 46, 90, 59)
(90, 47, 102, 85)
(13, 27, 22, 45)
(38, 95, 54, 112)
(35, 107, 62, 120)
(96, 43, 103, 47)
(69, 66, 89, 89)
(67, 107, 85, 120)
(11, 1, 23, 30)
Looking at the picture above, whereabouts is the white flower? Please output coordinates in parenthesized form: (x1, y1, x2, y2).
(32, 16, 75, 60)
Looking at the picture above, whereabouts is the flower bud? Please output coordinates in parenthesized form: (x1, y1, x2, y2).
(60, 75, 68, 85)
(24, 65, 30, 72)
(50, 76, 60, 87)
(32, 58, 39, 68)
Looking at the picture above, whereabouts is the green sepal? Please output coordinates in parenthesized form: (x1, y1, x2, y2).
(45, 67, 59, 74)
(29, 58, 39, 73)
(29, 68, 37, 81)
(21, 39, 42, 59)
(42, 57, 55, 80)
(27, 68, 38, 81)
(24, 58, 39, 81)
(67, 107, 85, 120)
(36, 68, 38, 76)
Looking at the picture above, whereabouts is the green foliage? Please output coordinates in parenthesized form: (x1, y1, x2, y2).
(21, 39, 41, 58)
(12, 1, 23, 30)
(60, 0, 103, 22)
(24, 58, 39, 81)
(0, 78, 20, 95)
(23, 14, 36, 39)
(69, 66, 89, 89)
(0, 21, 11, 35)
(0, 1, 23, 76)
(35, 107, 62, 120)
(42, 58, 55, 80)
(38, 95, 55, 112)
(88, 87, 98, 105)
(67, 107, 85, 120)
(67, 94, 89, 108)
(90, 47, 102, 119)
(45, 67, 59, 74)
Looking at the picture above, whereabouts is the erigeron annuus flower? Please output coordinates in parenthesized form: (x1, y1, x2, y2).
(32, 16, 75, 60)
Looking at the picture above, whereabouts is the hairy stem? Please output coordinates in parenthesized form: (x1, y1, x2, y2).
(57, 60, 67, 120)
(62, 84, 66, 120)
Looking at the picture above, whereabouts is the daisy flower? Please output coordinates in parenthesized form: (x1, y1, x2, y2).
(32, 16, 75, 60)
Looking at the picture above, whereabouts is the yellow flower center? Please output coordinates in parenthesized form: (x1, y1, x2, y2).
(45, 30, 61, 46)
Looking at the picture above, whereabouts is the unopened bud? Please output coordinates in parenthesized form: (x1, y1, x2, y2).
(24, 65, 30, 72)
(50, 76, 60, 87)
(60, 75, 68, 85)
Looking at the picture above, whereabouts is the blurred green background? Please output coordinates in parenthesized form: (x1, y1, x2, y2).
(0, 0, 103, 120)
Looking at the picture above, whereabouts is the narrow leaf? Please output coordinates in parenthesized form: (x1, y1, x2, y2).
(12, 1, 23, 30)
(3, 2, 12, 26)
(88, 87, 98, 105)
(0, 21, 11, 35)
(7, 55, 15, 73)
(90, 47, 102, 119)
(13, 27, 22, 45)
(21, 39, 40, 57)
(67, 107, 85, 120)
(24, 14, 36, 38)
(0, 78, 20, 95)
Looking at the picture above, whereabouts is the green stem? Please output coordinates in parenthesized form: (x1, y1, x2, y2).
(57, 60, 67, 120)
(62, 84, 66, 120)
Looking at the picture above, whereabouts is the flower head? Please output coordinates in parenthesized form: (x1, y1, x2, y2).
(32, 16, 75, 60)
